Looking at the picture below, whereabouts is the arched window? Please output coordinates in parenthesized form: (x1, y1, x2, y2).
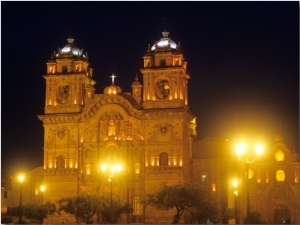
(134, 163, 141, 174)
(276, 170, 285, 182)
(85, 149, 93, 158)
(273, 205, 291, 224)
(62, 66, 68, 73)
(275, 149, 284, 161)
(159, 152, 169, 166)
(86, 164, 91, 175)
(56, 155, 65, 169)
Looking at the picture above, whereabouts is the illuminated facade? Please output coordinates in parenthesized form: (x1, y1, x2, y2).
(35, 32, 195, 223)
(193, 136, 299, 224)
(6, 32, 298, 224)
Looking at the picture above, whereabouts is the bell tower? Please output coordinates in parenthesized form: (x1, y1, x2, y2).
(131, 74, 142, 105)
(44, 38, 95, 114)
(141, 31, 196, 197)
(140, 31, 189, 109)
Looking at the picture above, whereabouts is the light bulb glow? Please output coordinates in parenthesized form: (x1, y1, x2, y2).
(236, 142, 247, 156)
(40, 185, 46, 192)
(101, 163, 107, 172)
(255, 144, 264, 156)
(232, 179, 239, 188)
(18, 174, 25, 183)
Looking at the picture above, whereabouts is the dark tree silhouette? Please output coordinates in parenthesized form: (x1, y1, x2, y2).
(146, 183, 219, 224)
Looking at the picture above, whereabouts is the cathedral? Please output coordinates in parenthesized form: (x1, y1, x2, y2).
(39, 31, 194, 223)
(5, 31, 299, 224)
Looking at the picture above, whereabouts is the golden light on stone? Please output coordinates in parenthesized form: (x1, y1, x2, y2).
(276, 169, 285, 181)
(247, 169, 254, 179)
(150, 157, 155, 166)
(86, 164, 91, 175)
(69, 159, 74, 168)
(173, 158, 177, 166)
(40, 185, 46, 193)
(49, 160, 53, 168)
(212, 183, 216, 192)
(135, 163, 140, 174)
(275, 149, 284, 162)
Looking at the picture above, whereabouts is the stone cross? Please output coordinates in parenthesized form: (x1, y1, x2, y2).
(110, 73, 117, 85)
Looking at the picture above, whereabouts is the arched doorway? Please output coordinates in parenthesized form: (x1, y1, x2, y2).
(273, 205, 291, 224)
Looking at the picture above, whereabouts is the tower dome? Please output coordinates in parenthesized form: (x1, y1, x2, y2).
(55, 38, 87, 58)
(151, 31, 177, 51)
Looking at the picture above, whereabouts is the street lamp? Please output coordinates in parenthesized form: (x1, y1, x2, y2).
(18, 173, 25, 224)
(235, 142, 264, 223)
(232, 179, 239, 224)
(101, 162, 123, 223)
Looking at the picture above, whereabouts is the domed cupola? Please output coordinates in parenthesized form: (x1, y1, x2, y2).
(151, 31, 178, 51)
(46, 37, 91, 75)
(55, 38, 87, 59)
(104, 74, 122, 95)
(142, 31, 185, 69)
(44, 37, 95, 114)
(140, 30, 189, 109)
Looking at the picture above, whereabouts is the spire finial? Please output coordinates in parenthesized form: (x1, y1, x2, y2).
(162, 19, 167, 32)
(135, 73, 139, 81)
(162, 31, 169, 38)
(162, 19, 169, 38)
(66, 27, 75, 44)
(67, 38, 74, 44)
(161, 20, 169, 38)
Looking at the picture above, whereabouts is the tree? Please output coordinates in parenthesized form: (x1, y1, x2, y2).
(222, 207, 236, 223)
(145, 183, 219, 224)
(192, 185, 219, 224)
(58, 193, 132, 224)
(58, 193, 101, 224)
(1, 215, 13, 224)
(7, 202, 56, 224)
(23, 202, 56, 223)
(146, 183, 192, 224)
(99, 195, 132, 223)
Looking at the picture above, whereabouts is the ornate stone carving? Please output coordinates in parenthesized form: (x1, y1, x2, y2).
(57, 128, 66, 139)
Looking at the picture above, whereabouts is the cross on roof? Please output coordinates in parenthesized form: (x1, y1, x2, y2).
(110, 73, 117, 85)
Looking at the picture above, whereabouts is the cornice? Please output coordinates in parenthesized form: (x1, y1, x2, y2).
(38, 114, 82, 124)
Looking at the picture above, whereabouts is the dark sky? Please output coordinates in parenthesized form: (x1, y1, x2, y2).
(2, 2, 299, 174)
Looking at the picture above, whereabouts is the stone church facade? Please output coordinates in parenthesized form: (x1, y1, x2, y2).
(37, 32, 195, 223)
(6, 31, 299, 224)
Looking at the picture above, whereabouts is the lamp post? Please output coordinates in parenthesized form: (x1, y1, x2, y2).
(235, 142, 263, 223)
(101, 163, 122, 223)
(18, 174, 25, 224)
(232, 179, 239, 224)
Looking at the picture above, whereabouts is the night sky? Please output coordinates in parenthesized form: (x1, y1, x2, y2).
(1, 2, 299, 174)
